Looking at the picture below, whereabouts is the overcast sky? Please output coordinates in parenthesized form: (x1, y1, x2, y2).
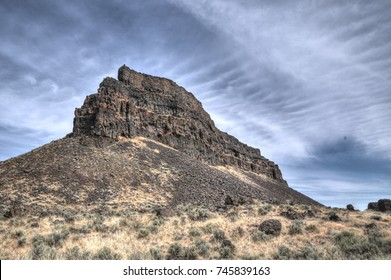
(1, 0, 390, 209)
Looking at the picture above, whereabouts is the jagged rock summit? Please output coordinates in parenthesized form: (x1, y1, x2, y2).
(73, 65, 284, 182)
(0, 65, 321, 216)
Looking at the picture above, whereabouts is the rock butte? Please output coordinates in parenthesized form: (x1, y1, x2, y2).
(73, 65, 285, 183)
(0, 65, 321, 216)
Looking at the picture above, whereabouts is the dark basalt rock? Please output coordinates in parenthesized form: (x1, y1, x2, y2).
(280, 209, 305, 220)
(329, 213, 341, 222)
(368, 202, 379, 211)
(73, 65, 286, 183)
(378, 199, 391, 212)
(368, 199, 391, 212)
(258, 219, 282, 236)
(346, 204, 355, 211)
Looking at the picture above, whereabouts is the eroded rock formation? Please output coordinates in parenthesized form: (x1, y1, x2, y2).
(73, 65, 285, 183)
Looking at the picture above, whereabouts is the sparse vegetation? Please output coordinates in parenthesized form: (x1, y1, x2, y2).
(371, 215, 382, 221)
(166, 243, 184, 260)
(149, 247, 163, 260)
(288, 221, 304, 235)
(93, 247, 121, 260)
(211, 229, 226, 242)
(137, 228, 149, 239)
(334, 231, 380, 259)
(251, 230, 271, 242)
(182, 205, 211, 221)
(189, 227, 202, 237)
(66, 246, 91, 260)
(194, 239, 210, 257)
(305, 224, 319, 233)
(274, 245, 319, 260)
(258, 204, 273, 216)
(219, 239, 236, 259)
(0, 201, 390, 260)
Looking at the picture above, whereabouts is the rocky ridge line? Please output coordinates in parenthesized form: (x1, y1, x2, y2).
(73, 65, 285, 183)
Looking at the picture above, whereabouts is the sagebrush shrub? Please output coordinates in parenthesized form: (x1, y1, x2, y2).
(93, 247, 121, 260)
(288, 221, 304, 235)
(334, 231, 380, 259)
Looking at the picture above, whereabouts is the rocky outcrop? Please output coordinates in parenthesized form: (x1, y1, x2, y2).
(368, 202, 379, 211)
(73, 65, 285, 183)
(368, 199, 391, 212)
(258, 219, 282, 236)
(378, 199, 391, 212)
(280, 209, 305, 220)
(346, 204, 355, 211)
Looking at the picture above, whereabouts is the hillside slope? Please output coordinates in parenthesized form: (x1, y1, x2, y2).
(0, 136, 319, 216)
(0, 65, 321, 216)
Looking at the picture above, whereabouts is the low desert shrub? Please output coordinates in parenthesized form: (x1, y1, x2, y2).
(11, 230, 25, 239)
(231, 226, 245, 239)
(93, 247, 121, 260)
(274, 245, 319, 260)
(91, 216, 109, 232)
(288, 221, 304, 235)
(148, 225, 159, 234)
(305, 224, 319, 233)
(189, 227, 202, 237)
(227, 211, 239, 222)
(166, 243, 184, 260)
(46, 230, 69, 247)
(137, 228, 149, 239)
(30, 222, 39, 228)
(149, 247, 163, 260)
(152, 216, 165, 226)
(194, 239, 210, 257)
(65, 246, 91, 260)
(17, 237, 27, 247)
(173, 231, 184, 241)
(187, 206, 211, 221)
(367, 230, 391, 255)
(62, 212, 75, 224)
(128, 251, 149, 260)
(31, 234, 56, 260)
(334, 231, 380, 259)
(251, 231, 271, 242)
(166, 242, 199, 260)
(202, 223, 217, 234)
(370, 215, 381, 221)
(219, 239, 236, 259)
(211, 229, 226, 242)
(258, 204, 273, 216)
(119, 219, 129, 227)
(183, 246, 198, 260)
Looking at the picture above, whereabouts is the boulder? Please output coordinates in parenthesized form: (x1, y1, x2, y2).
(258, 219, 282, 236)
(280, 209, 305, 220)
(378, 199, 391, 212)
(346, 204, 355, 211)
(329, 213, 341, 222)
(367, 202, 379, 211)
(224, 195, 234, 206)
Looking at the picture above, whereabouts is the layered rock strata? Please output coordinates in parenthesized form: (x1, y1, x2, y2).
(73, 65, 285, 183)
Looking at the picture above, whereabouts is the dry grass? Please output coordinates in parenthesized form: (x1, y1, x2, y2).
(0, 201, 390, 260)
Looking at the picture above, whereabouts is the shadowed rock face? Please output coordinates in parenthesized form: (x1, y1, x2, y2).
(73, 65, 285, 183)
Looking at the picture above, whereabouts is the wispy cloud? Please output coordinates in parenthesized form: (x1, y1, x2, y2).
(170, 0, 391, 208)
(171, 0, 391, 159)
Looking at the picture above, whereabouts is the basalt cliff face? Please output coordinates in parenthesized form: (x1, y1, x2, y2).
(73, 65, 284, 182)
(0, 66, 321, 216)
